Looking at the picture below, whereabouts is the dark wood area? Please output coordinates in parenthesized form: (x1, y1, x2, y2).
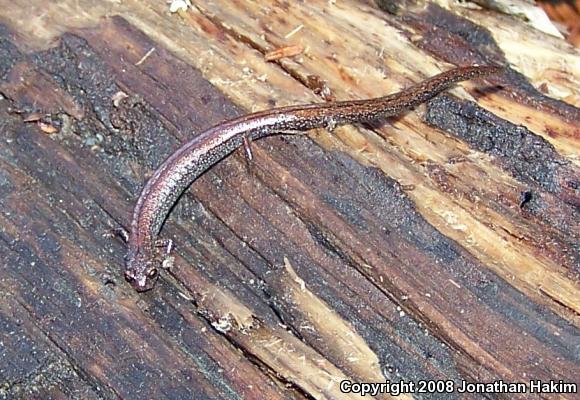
(0, 1, 578, 399)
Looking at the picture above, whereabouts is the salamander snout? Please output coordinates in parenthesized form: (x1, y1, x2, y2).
(124, 253, 159, 292)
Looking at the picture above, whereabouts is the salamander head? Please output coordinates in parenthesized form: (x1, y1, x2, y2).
(124, 248, 159, 292)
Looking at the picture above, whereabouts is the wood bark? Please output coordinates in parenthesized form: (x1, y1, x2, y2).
(0, 0, 578, 399)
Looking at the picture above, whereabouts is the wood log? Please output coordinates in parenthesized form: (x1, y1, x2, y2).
(0, 1, 578, 399)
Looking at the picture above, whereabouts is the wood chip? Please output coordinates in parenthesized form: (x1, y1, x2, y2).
(265, 44, 304, 61)
(38, 121, 58, 134)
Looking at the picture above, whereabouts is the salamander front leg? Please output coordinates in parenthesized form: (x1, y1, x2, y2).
(112, 227, 129, 243)
(155, 239, 175, 270)
(155, 238, 173, 255)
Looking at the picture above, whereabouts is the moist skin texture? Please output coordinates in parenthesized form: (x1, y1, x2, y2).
(124, 65, 502, 292)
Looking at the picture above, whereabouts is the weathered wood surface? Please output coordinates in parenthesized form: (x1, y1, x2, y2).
(0, 0, 578, 399)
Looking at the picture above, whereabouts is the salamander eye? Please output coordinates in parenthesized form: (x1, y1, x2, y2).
(125, 271, 135, 282)
(147, 268, 158, 279)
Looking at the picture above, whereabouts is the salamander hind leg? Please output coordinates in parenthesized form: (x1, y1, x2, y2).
(242, 135, 254, 161)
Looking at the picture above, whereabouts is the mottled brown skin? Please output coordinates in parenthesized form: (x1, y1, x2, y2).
(125, 65, 502, 292)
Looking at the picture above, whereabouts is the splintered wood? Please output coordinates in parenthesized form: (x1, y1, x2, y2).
(0, 0, 577, 399)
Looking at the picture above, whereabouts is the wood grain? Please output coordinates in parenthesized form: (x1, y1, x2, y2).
(0, 0, 578, 399)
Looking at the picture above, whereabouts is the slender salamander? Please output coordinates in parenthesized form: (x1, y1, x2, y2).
(124, 65, 502, 291)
